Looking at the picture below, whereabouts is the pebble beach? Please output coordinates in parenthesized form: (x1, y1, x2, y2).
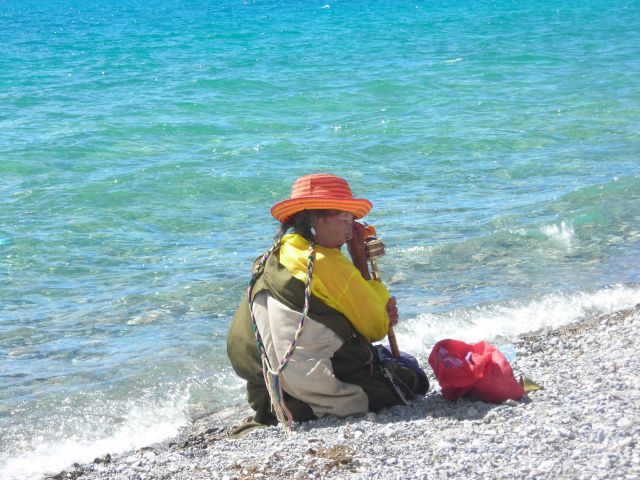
(47, 304, 640, 480)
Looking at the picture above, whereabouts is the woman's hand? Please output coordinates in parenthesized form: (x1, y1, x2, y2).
(348, 222, 397, 326)
(347, 221, 371, 280)
(386, 296, 399, 327)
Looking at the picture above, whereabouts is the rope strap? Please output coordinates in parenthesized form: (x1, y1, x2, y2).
(247, 239, 315, 435)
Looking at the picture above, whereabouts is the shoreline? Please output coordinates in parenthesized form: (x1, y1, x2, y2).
(47, 305, 639, 480)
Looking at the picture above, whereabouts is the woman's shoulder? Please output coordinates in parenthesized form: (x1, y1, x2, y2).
(281, 233, 355, 274)
(314, 245, 355, 272)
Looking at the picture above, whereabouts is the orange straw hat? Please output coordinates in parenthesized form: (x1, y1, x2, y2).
(271, 173, 372, 223)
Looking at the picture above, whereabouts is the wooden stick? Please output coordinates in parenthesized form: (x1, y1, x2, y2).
(370, 257, 401, 358)
(387, 326, 401, 358)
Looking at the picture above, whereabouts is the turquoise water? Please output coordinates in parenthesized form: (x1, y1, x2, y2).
(1, 1, 639, 478)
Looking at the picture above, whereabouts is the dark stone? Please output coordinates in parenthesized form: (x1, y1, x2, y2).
(44, 463, 85, 480)
(93, 453, 111, 464)
(204, 426, 224, 435)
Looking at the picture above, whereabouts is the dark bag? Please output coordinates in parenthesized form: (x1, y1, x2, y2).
(377, 345, 430, 396)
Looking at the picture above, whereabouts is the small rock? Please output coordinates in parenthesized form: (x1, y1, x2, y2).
(94, 453, 111, 464)
(617, 418, 633, 429)
(612, 437, 635, 449)
(470, 438, 484, 448)
(538, 459, 555, 472)
(599, 456, 614, 469)
(482, 413, 495, 423)
(205, 426, 224, 435)
(436, 441, 454, 451)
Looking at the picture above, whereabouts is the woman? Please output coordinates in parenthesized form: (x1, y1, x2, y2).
(227, 173, 427, 429)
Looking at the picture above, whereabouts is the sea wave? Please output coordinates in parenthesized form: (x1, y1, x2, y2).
(397, 284, 640, 356)
(0, 392, 190, 480)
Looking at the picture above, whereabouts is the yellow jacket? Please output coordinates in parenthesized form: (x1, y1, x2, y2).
(278, 233, 390, 342)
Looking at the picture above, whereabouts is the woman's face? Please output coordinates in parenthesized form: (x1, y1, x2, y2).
(313, 210, 355, 248)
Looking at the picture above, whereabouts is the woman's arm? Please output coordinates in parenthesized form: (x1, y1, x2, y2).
(346, 221, 371, 280)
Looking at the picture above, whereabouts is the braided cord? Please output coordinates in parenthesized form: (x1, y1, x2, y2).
(248, 246, 276, 369)
(268, 240, 314, 375)
(247, 233, 315, 434)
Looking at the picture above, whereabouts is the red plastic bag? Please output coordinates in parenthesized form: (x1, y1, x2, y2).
(428, 339, 524, 403)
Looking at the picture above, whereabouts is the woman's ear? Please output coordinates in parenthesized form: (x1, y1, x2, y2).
(310, 218, 317, 237)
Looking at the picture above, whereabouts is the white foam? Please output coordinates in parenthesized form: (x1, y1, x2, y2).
(541, 220, 575, 248)
(388, 245, 434, 255)
(0, 393, 190, 480)
(397, 284, 640, 356)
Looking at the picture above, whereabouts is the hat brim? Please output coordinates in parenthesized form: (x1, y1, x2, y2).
(271, 197, 372, 223)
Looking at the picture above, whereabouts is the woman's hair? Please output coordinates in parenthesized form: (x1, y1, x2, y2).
(272, 209, 332, 246)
